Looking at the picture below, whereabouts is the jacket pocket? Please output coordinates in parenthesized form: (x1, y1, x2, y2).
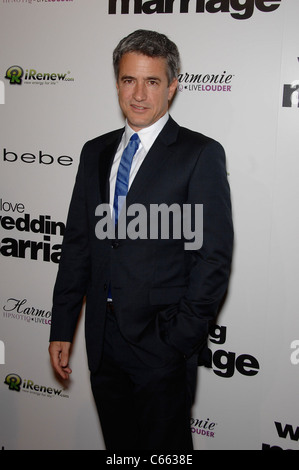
(149, 285, 187, 305)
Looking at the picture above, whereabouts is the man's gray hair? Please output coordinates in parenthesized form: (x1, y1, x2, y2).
(113, 29, 181, 84)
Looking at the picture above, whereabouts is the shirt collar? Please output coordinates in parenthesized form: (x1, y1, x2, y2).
(124, 112, 169, 152)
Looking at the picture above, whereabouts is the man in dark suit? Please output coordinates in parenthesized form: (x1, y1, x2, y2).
(49, 30, 233, 450)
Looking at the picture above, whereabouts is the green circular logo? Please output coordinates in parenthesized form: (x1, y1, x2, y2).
(5, 66, 24, 85)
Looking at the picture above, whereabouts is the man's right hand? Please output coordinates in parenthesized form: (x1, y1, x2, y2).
(49, 341, 72, 380)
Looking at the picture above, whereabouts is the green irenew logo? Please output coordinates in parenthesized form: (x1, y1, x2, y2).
(4, 373, 69, 398)
(5, 66, 74, 85)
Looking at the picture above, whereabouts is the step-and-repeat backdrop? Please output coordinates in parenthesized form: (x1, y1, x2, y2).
(1, 0, 298, 451)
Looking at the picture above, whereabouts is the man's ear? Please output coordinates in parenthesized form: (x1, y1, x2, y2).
(168, 78, 178, 101)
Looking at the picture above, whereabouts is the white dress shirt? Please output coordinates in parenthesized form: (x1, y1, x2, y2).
(109, 112, 169, 212)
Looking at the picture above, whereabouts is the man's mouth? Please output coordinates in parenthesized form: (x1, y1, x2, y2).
(131, 104, 148, 111)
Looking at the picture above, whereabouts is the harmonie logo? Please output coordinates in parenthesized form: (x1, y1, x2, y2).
(177, 70, 235, 93)
(191, 417, 218, 439)
(3, 297, 52, 326)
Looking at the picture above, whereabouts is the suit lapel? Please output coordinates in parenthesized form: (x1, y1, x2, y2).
(125, 117, 180, 207)
(97, 117, 180, 210)
(98, 129, 124, 203)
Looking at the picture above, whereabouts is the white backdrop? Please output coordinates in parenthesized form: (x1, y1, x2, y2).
(1, 0, 299, 451)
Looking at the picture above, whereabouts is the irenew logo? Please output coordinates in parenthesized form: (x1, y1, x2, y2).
(108, 0, 282, 20)
(4, 373, 69, 399)
(5, 66, 74, 86)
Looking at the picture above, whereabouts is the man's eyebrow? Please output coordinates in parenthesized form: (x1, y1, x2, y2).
(120, 75, 135, 81)
(119, 75, 162, 82)
(146, 76, 161, 82)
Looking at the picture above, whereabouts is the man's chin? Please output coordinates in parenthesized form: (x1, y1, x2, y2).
(127, 119, 151, 131)
(127, 114, 162, 131)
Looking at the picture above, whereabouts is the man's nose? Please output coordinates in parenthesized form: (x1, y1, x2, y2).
(133, 82, 147, 101)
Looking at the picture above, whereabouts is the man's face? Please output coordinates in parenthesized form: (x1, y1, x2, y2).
(116, 52, 178, 131)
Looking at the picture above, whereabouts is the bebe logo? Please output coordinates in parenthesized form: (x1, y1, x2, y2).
(2, 148, 73, 166)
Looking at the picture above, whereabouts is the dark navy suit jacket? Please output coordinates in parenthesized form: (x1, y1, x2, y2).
(50, 117, 234, 372)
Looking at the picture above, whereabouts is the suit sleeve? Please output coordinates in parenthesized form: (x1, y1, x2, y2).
(166, 139, 234, 359)
(49, 144, 91, 343)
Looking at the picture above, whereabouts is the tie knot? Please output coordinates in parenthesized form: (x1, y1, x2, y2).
(130, 133, 140, 144)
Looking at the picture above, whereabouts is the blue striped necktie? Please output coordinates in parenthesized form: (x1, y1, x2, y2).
(113, 133, 140, 224)
(108, 133, 140, 301)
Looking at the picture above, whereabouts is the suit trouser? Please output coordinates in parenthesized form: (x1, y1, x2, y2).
(90, 304, 198, 450)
